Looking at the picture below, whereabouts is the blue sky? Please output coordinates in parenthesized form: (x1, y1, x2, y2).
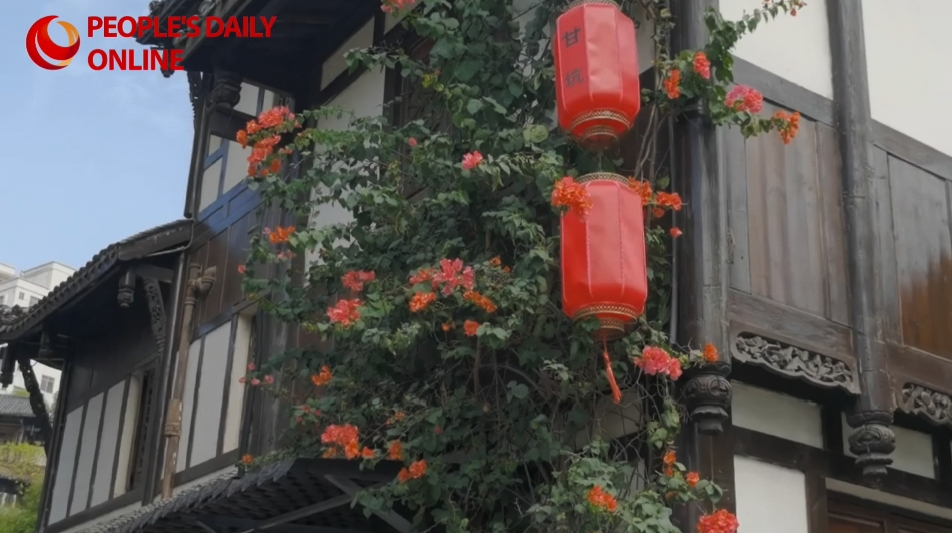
(1, 0, 192, 272)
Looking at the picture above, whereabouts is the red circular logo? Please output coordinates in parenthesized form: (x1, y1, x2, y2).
(26, 16, 81, 70)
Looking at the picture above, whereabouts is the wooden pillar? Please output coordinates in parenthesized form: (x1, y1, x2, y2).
(669, 0, 735, 528)
(827, 0, 895, 477)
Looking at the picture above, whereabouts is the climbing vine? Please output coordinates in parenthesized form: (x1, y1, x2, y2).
(238, 0, 804, 531)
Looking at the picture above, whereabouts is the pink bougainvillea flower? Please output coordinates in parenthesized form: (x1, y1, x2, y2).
(725, 85, 763, 113)
(342, 270, 376, 292)
(634, 346, 683, 381)
(462, 151, 483, 170)
(327, 299, 362, 327)
(408, 137, 418, 147)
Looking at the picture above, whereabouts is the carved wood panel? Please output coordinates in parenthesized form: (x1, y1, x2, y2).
(727, 104, 850, 326)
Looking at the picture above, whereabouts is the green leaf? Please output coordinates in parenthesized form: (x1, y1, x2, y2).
(467, 99, 484, 114)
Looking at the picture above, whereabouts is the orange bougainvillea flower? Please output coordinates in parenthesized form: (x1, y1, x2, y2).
(463, 291, 497, 313)
(236, 130, 248, 148)
(409, 291, 437, 313)
(241, 454, 253, 465)
(361, 447, 375, 459)
(327, 299, 362, 327)
(693, 51, 711, 80)
(311, 365, 333, 386)
(267, 226, 295, 245)
(663, 449, 677, 477)
(323, 447, 338, 458)
(587, 486, 618, 512)
(409, 268, 435, 285)
(388, 441, 404, 460)
(442, 321, 455, 331)
(490, 256, 502, 267)
(463, 320, 480, 337)
(462, 151, 483, 170)
(702, 343, 719, 364)
(652, 207, 666, 219)
(551, 176, 593, 215)
(656, 191, 683, 211)
(697, 509, 740, 533)
(665, 68, 681, 99)
(381, 0, 416, 14)
(397, 460, 428, 483)
(774, 109, 801, 144)
(686, 471, 700, 487)
(628, 179, 653, 205)
(670, 227, 683, 238)
(321, 424, 360, 459)
(342, 270, 376, 292)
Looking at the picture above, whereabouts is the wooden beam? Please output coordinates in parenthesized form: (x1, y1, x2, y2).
(827, 0, 895, 477)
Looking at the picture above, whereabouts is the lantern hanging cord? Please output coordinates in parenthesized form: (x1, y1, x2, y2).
(601, 334, 622, 404)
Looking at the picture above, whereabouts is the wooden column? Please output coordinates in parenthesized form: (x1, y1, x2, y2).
(827, 0, 895, 477)
(671, 0, 732, 436)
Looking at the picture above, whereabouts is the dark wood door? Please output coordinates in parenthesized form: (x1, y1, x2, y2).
(830, 500, 952, 533)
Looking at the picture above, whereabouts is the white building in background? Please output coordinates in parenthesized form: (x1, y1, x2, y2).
(0, 261, 75, 408)
(0, 262, 74, 308)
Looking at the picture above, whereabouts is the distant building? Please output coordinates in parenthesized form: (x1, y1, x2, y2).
(0, 263, 74, 309)
(0, 262, 74, 408)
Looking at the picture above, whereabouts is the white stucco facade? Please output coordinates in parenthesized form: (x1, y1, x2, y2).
(0, 261, 75, 408)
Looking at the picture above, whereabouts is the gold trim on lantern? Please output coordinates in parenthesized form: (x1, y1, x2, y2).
(575, 172, 630, 187)
(566, 0, 620, 10)
(579, 126, 619, 149)
(568, 110, 632, 133)
(573, 304, 641, 321)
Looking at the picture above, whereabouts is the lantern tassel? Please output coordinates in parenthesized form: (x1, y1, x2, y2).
(602, 335, 622, 405)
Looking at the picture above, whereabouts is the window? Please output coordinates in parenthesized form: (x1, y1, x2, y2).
(28, 296, 39, 306)
(0, 295, 4, 304)
(40, 376, 54, 394)
(17, 293, 23, 300)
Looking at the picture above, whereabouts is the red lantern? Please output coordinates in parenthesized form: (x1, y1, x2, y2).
(561, 173, 648, 402)
(561, 173, 648, 337)
(553, 0, 641, 149)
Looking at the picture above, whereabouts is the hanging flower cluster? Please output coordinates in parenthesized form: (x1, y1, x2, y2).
(398, 460, 428, 483)
(551, 176, 593, 215)
(774, 109, 802, 144)
(311, 365, 333, 386)
(265, 226, 295, 245)
(461, 151, 483, 170)
(321, 424, 360, 459)
(697, 509, 740, 533)
(342, 270, 376, 292)
(693, 51, 711, 79)
(587, 486, 618, 512)
(237, 106, 301, 178)
(725, 85, 764, 114)
(633, 346, 683, 380)
(327, 299, 362, 327)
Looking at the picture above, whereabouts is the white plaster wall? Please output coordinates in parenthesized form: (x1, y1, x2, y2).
(840, 413, 934, 478)
(719, 0, 833, 98)
(199, 158, 222, 213)
(69, 392, 103, 515)
(322, 19, 375, 90)
(176, 339, 202, 472)
(90, 381, 125, 507)
(190, 322, 231, 466)
(731, 381, 824, 448)
(114, 375, 141, 497)
(735, 456, 809, 533)
(235, 82, 260, 116)
(222, 141, 252, 194)
(223, 314, 253, 454)
(863, 0, 952, 156)
(49, 406, 84, 523)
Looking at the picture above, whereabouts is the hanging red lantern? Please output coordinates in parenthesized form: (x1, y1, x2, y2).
(561, 173, 648, 403)
(553, 0, 641, 149)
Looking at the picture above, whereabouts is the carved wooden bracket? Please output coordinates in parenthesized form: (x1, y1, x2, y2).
(142, 278, 168, 355)
(897, 383, 952, 428)
(209, 69, 242, 110)
(731, 332, 860, 394)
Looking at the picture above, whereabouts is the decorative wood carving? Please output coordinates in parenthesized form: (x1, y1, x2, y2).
(17, 336, 52, 451)
(845, 410, 895, 477)
(118, 268, 136, 308)
(732, 332, 859, 394)
(898, 383, 952, 428)
(143, 278, 168, 354)
(681, 362, 732, 435)
(209, 69, 242, 110)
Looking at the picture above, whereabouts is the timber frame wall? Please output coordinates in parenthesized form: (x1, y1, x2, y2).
(673, 0, 952, 528)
